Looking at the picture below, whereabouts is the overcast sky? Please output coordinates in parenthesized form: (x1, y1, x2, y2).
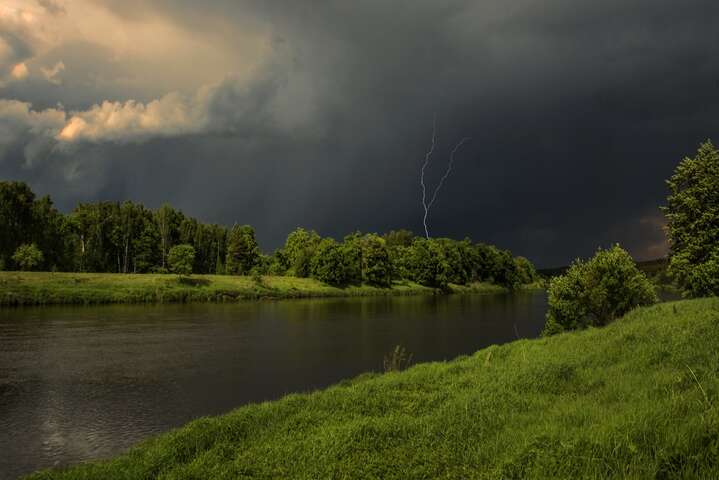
(1, 0, 718, 266)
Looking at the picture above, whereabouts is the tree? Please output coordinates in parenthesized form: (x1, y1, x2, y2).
(514, 256, 538, 285)
(361, 234, 392, 287)
(543, 245, 657, 336)
(0, 181, 36, 266)
(167, 244, 195, 276)
(383, 229, 414, 248)
(282, 227, 320, 277)
(341, 232, 364, 284)
(12, 243, 44, 271)
(311, 238, 352, 286)
(404, 238, 453, 290)
(154, 203, 177, 270)
(226, 224, 260, 275)
(662, 140, 719, 297)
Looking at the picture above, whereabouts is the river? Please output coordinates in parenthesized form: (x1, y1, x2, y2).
(0, 291, 547, 479)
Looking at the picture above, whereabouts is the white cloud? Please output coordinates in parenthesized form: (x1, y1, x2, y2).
(0, 69, 306, 165)
(54, 74, 282, 144)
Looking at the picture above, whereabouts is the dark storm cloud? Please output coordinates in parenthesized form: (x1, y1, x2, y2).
(2, 0, 719, 266)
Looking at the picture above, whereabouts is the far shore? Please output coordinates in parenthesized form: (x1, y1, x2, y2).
(0, 271, 543, 307)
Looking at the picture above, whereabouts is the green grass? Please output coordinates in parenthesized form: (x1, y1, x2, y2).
(0, 271, 513, 306)
(25, 298, 719, 479)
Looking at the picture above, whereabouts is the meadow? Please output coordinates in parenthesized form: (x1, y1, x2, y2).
(0, 271, 512, 306)
(25, 297, 719, 479)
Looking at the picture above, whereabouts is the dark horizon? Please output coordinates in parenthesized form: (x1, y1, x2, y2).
(2, 1, 718, 267)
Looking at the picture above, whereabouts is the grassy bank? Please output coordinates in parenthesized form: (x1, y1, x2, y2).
(26, 298, 719, 479)
(0, 271, 515, 306)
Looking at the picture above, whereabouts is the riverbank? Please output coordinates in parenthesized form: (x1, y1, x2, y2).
(25, 297, 719, 479)
(0, 271, 521, 306)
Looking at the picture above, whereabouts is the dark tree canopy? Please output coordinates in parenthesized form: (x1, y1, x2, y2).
(225, 225, 260, 275)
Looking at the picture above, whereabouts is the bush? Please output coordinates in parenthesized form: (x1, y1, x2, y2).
(167, 244, 195, 276)
(662, 140, 719, 297)
(383, 345, 413, 372)
(12, 243, 44, 271)
(543, 245, 657, 335)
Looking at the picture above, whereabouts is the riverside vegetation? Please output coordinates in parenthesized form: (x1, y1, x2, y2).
(0, 181, 539, 305)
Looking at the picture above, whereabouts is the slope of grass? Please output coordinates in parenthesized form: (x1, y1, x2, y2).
(0, 271, 514, 306)
(26, 298, 719, 479)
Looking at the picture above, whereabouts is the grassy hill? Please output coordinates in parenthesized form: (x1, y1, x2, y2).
(26, 297, 719, 479)
(0, 271, 512, 306)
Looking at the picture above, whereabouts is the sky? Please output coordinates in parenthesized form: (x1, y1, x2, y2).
(1, 0, 718, 267)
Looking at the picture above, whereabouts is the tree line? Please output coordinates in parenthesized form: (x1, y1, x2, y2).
(0, 180, 538, 289)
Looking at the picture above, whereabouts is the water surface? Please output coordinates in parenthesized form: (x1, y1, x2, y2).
(0, 291, 547, 479)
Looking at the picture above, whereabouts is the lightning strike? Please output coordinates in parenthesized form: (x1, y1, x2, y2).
(420, 118, 470, 239)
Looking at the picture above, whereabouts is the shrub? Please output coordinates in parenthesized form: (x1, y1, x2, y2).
(168, 244, 195, 276)
(543, 245, 657, 335)
(662, 140, 719, 297)
(383, 345, 413, 372)
(12, 243, 44, 271)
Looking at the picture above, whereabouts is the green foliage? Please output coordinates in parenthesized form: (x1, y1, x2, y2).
(225, 225, 260, 275)
(543, 245, 657, 335)
(403, 238, 446, 288)
(662, 140, 719, 297)
(382, 229, 414, 248)
(167, 244, 196, 276)
(361, 234, 392, 287)
(310, 238, 352, 286)
(0, 181, 35, 265)
(282, 227, 321, 277)
(12, 243, 44, 271)
(514, 256, 538, 285)
(341, 232, 364, 285)
(0, 182, 534, 290)
(25, 298, 719, 480)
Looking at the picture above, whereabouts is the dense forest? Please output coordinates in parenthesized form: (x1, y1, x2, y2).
(0, 181, 538, 289)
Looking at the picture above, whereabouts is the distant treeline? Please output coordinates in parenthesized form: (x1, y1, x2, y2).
(0, 181, 538, 289)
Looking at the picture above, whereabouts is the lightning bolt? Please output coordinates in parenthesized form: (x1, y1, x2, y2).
(420, 117, 470, 239)
(420, 116, 437, 239)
